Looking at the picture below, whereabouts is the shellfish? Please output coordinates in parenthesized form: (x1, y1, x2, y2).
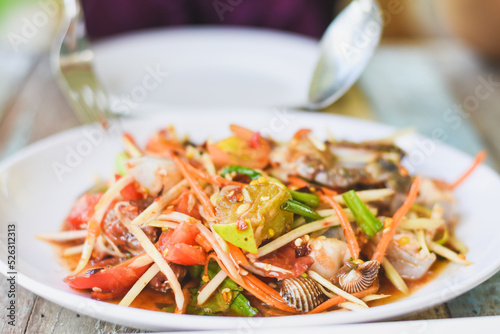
(279, 276, 327, 312)
(336, 260, 380, 293)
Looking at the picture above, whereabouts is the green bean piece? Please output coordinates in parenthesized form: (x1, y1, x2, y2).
(289, 190, 320, 208)
(280, 199, 323, 221)
(220, 165, 262, 180)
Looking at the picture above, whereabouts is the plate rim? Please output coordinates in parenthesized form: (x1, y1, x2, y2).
(91, 26, 320, 111)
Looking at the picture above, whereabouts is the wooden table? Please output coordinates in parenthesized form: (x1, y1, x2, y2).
(1, 39, 499, 333)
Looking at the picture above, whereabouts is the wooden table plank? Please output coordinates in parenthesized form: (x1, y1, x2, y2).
(446, 272, 500, 318)
(422, 40, 500, 318)
(23, 297, 146, 334)
(359, 43, 486, 157)
(0, 278, 37, 334)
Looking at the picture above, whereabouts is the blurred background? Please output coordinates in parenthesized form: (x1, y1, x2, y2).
(1, 0, 500, 118)
(1, 0, 500, 121)
(0, 1, 499, 332)
(1, 0, 499, 171)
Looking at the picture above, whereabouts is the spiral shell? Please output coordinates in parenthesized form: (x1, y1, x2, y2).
(337, 260, 380, 294)
(279, 276, 327, 312)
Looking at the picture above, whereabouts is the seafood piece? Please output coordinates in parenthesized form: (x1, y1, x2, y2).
(329, 141, 405, 165)
(418, 178, 454, 206)
(417, 178, 456, 220)
(370, 231, 436, 280)
(308, 237, 351, 280)
(149, 264, 187, 293)
(103, 199, 160, 254)
(279, 276, 326, 312)
(126, 157, 182, 196)
(336, 260, 380, 293)
(270, 131, 410, 191)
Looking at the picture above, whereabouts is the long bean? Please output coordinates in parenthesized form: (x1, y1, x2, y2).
(289, 190, 320, 208)
(280, 199, 322, 221)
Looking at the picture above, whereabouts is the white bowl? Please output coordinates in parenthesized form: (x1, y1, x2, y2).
(1, 109, 499, 331)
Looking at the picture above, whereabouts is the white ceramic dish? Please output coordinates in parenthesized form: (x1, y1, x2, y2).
(1, 109, 499, 331)
(92, 27, 318, 112)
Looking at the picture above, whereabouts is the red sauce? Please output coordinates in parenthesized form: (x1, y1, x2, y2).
(56, 242, 450, 314)
(370, 259, 448, 307)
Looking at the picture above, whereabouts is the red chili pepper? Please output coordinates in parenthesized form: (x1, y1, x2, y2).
(236, 219, 248, 231)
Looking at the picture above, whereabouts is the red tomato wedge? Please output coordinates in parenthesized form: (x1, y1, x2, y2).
(120, 183, 143, 201)
(174, 190, 202, 220)
(258, 245, 313, 279)
(66, 193, 102, 229)
(115, 174, 143, 201)
(64, 255, 150, 295)
(157, 222, 206, 266)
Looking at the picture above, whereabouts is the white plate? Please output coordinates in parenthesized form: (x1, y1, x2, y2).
(93, 27, 318, 112)
(1, 109, 499, 331)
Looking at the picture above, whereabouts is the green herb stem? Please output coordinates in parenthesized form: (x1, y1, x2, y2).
(342, 190, 383, 238)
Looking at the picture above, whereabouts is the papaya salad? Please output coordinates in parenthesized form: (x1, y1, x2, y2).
(38, 125, 486, 316)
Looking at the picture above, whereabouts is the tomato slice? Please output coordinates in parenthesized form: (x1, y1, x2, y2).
(120, 182, 143, 201)
(174, 191, 201, 220)
(114, 174, 143, 201)
(157, 222, 206, 266)
(66, 193, 102, 229)
(258, 245, 313, 279)
(165, 243, 207, 266)
(64, 255, 150, 294)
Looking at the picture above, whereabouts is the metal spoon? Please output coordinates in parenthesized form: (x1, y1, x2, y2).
(307, 0, 382, 109)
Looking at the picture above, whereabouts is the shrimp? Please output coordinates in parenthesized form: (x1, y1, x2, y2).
(370, 231, 436, 280)
(126, 157, 182, 196)
(308, 237, 351, 281)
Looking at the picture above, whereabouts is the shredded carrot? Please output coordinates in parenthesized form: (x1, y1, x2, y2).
(195, 233, 213, 253)
(288, 176, 310, 188)
(205, 253, 220, 276)
(241, 278, 281, 309)
(449, 150, 487, 190)
(242, 274, 298, 313)
(243, 273, 289, 306)
(206, 250, 295, 313)
(319, 187, 338, 197)
(208, 253, 262, 307)
(288, 176, 337, 196)
(308, 281, 379, 314)
(321, 195, 360, 259)
(228, 243, 250, 267)
(372, 175, 422, 263)
(172, 155, 216, 220)
(184, 162, 246, 187)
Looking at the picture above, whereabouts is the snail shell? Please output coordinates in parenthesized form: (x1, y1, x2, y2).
(280, 276, 327, 312)
(337, 260, 380, 294)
